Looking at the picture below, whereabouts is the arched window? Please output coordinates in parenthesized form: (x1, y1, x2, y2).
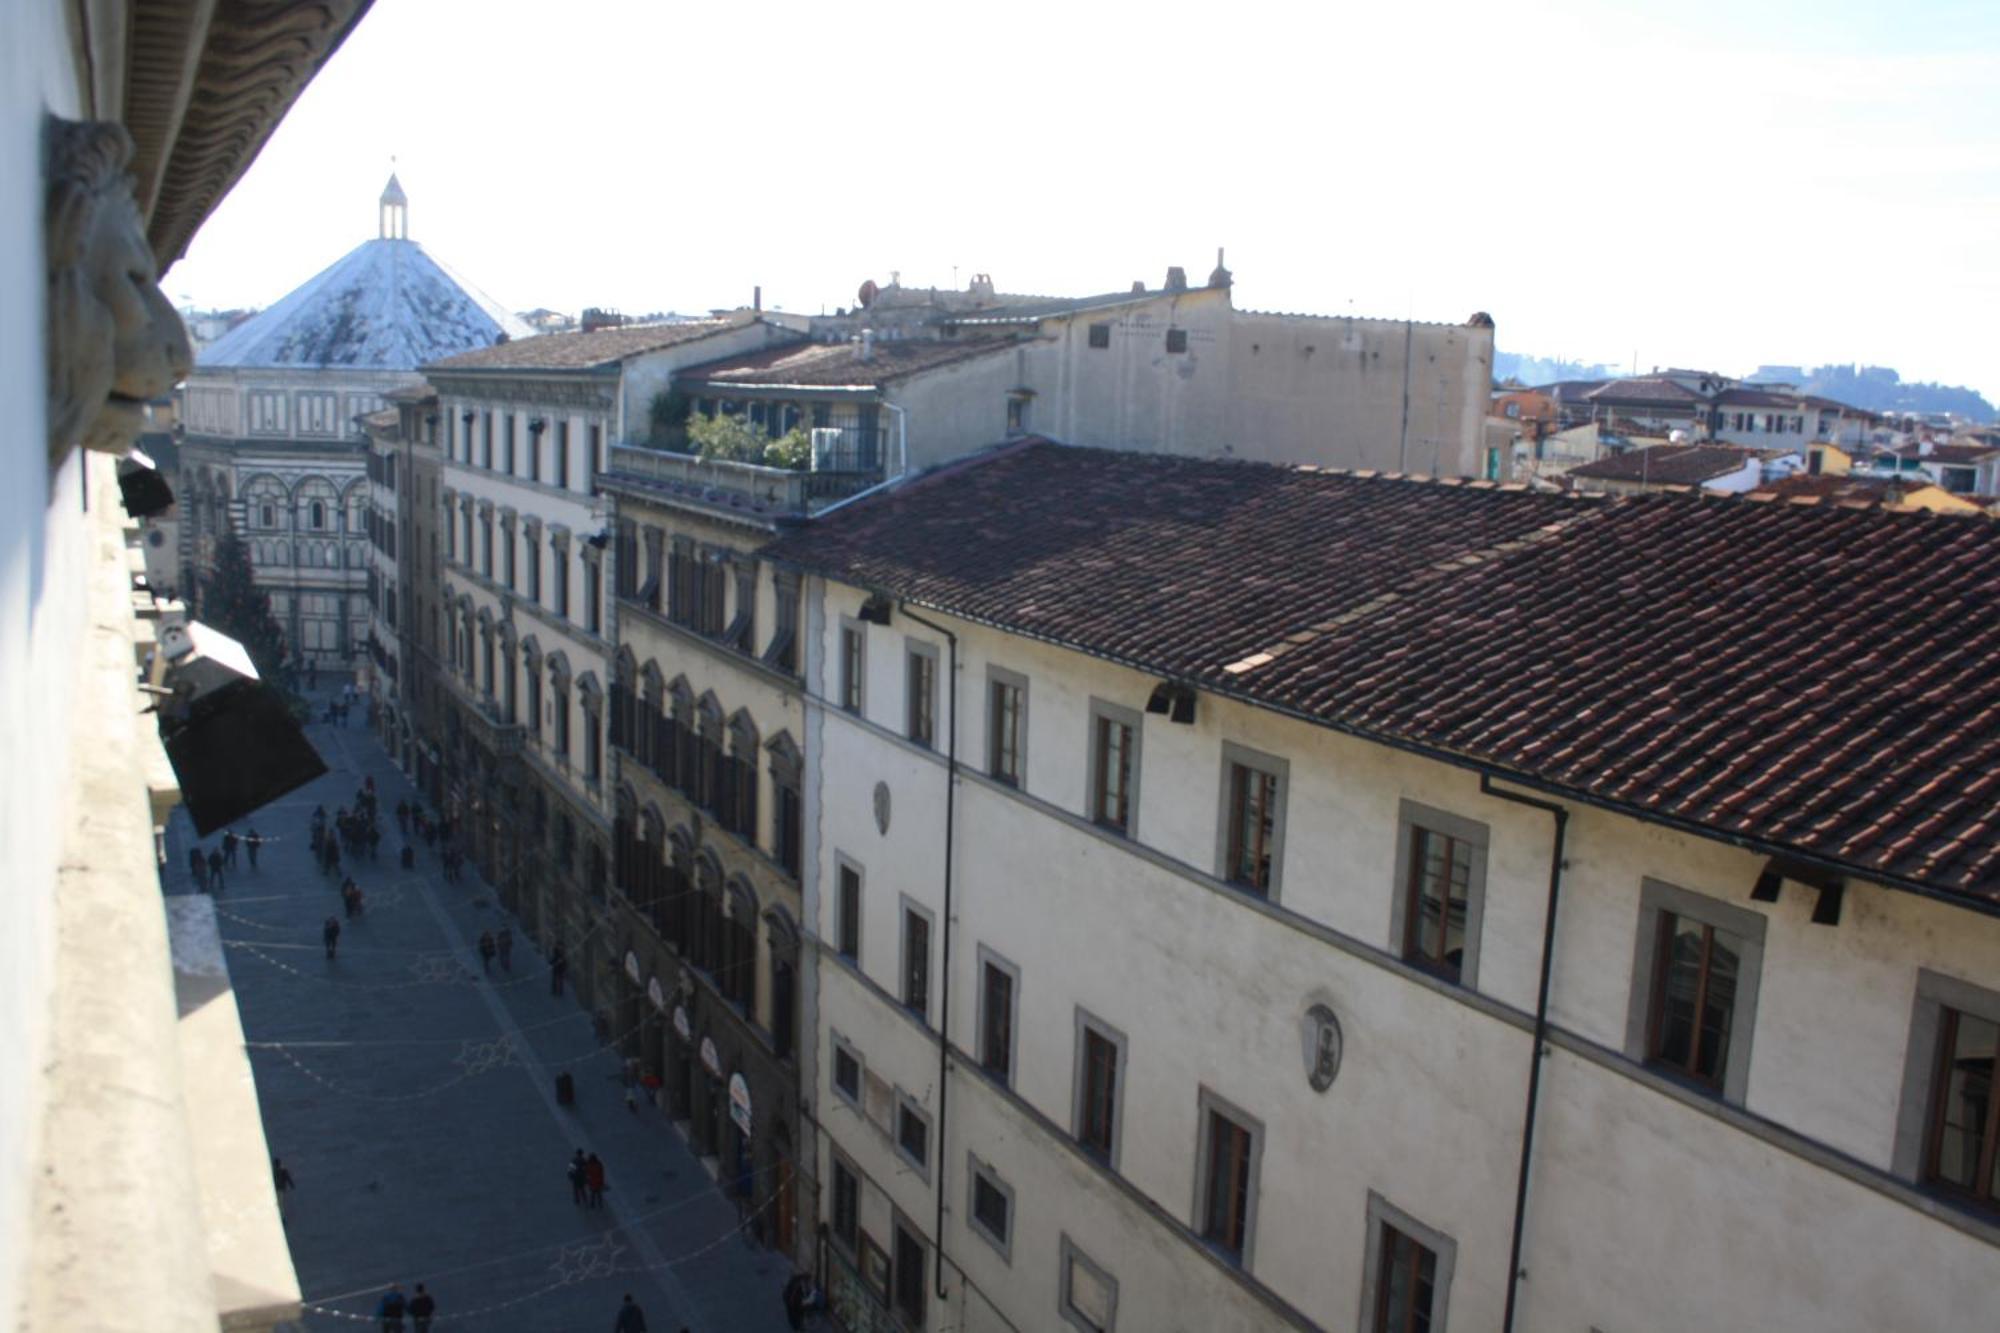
(768, 731, 803, 879)
(261, 504, 275, 528)
(696, 694, 724, 812)
(310, 500, 325, 529)
(721, 876, 759, 1009)
(522, 636, 543, 739)
(692, 851, 724, 975)
(726, 710, 760, 842)
(613, 786, 638, 904)
(666, 828, 693, 952)
(668, 678, 695, 797)
(578, 674, 605, 782)
(764, 905, 800, 1059)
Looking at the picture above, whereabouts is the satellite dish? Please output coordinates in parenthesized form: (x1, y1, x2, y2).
(857, 279, 879, 309)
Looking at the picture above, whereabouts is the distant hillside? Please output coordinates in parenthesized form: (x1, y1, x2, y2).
(1497, 352, 1994, 424)
(1493, 352, 1617, 386)
(1779, 365, 1994, 424)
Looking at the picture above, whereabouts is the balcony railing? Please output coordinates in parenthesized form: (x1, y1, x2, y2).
(444, 673, 524, 757)
(607, 440, 882, 512)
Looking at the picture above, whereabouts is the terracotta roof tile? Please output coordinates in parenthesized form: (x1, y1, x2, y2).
(426, 321, 739, 372)
(1569, 445, 1759, 485)
(678, 337, 1023, 391)
(763, 440, 2000, 908)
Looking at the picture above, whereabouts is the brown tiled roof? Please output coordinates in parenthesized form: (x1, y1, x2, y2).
(1583, 376, 1707, 405)
(1920, 444, 2000, 465)
(1751, 475, 1925, 506)
(763, 441, 2000, 906)
(678, 337, 1022, 391)
(1717, 387, 1800, 408)
(425, 321, 737, 372)
(1569, 445, 1757, 485)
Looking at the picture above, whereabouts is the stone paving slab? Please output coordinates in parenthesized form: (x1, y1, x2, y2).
(166, 702, 797, 1333)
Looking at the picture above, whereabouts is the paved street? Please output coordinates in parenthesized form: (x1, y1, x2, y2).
(164, 695, 796, 1332)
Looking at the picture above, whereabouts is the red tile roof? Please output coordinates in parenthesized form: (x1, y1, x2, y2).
(1920, 444, 2000, 465)
(678, 337, 1022, 391)
(1751, 475, 1922, 506)
(1568, 445, 1757, 485)
(764, 441, 2000, 906)
(426, 320, 738, 372)
(1717, 387, 1801, 409)
(1583, 376, 1707, 406)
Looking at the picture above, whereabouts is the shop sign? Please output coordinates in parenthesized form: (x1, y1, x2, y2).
(729, 1072, 752, 1134)
(647, 976, 666, 1012)
(673, 1005, 691, 1042)
(700, 1037, 722, 1077)
(624, 950, 642, 984)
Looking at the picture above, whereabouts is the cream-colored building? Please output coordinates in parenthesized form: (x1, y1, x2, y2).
(5, 3, 371, 1329)
(423, 317, 793, 990)
(764, 441, 2000, 1332)
(596, 446, 817, 1270)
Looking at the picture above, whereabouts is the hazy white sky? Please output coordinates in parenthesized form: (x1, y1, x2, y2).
(168, 0, 2000, 397)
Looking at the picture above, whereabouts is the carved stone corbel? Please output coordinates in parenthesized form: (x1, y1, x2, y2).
(45, 116, 192, 473)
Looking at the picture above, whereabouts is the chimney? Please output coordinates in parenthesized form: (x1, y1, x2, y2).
(1131, 280, 1146, 294)
(753, 285, 762, 312)
(1164, 266, 1188, 293)
(1207, 247, 1232, 289)
(859, 329, 875, 363)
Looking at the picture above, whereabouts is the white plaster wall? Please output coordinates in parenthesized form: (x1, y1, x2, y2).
(892, 344, 1048, 471)
(0, 4, 89, 1318)
(803, 580, 2000, 1332)
(616, 319, 788, 442)
(1040, 289, 1235, 457)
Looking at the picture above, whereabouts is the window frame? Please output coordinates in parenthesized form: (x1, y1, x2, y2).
(894, 1092, 931, 1181)
(839, 616, 866, 715)
(1213, 741, 1289, 900)
(905, 639, 938, 749)
(1086, 699, 1143, 837)
(966, 1152, 1013, 1262)
(1388, 800, 1491, 989)
(1894, 968, 2000, 1206)
(1071, 1007, 1128, 1170)
(986, 665, 1029, 788)
(1191, 1086, 1263, 1268)
(835, 855, 864, 964)
(1357, 1191, 1457, 1333)
(891, 1212, 927, 1327)
(976, 945, 1021, 1087)
(830, 1031, 864, 1111)
(899, 895, 934, 1023)
(829, 1149, 861, 1255)
(1058, 1233, 1119, 1333)
(1623, 877, 1767, 1105)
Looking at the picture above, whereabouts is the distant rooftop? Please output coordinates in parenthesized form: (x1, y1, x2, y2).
(426, 320, 739, 373)
(1568, 444, 1758, 485)
(678, 337, 1021, 392)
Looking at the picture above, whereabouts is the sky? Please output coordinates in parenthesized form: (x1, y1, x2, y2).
(166, 0, 2000, 400)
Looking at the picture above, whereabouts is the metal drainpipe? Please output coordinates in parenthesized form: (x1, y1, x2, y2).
(1479, 773, 1568, 1333)
(899, 601, 959, 1304)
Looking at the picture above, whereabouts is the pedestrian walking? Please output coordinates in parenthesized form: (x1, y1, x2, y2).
(245, 825, 261, 869)
(323, 916, 341, 959)
(497, 927, 513, 971)
(343, 884, 364, 919)
(395, 800, 409, 836)
(401, 843, 416, 870)
(221, 829, 238, 868)
(478, 931, 497, 974)
(188, 845, 205, 889)
(586, 1153, 606, 1209)
(367, 825, 381, 861)
(407, 1284, 436, 1333)
(375, 1283, 407, 1331)
(569, 1149, 588, 1206)
(612, 1293, 648, 1332)
(272, 1157, 295, 1215)
(550, 944, 568, 997)
(207, 848, 225, 893)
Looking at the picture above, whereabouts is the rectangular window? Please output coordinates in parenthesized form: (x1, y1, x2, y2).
(978, 947, 1018, 1085)
(1165, 328, 1189, 354)
(525, 539, 541, 602)
(555, 421, 570, 488)
(502, 530, 516, 590)
(837, 860, 862, 962)
(1218, 743, 1287, 897)
(1089, 702, 1140, 835)
(765, 575, 799, 672)
(832, 1034, 862, 1108)
(1088, 322, 1112, 349)
(584, 560, 602, 634)
(830, 1154, 859, 1253)
(1924, 1005, 2000, 1205)
(1393, 803, 1490, 988)
(1060, 1235, 1118, 1333)
(895, 1095, 930, 1176)
(1625, 879, 1766, 1105)
(1073, 1010, 1126, 1167)
(892, 1218, 926, 1326)
(553, 547, 570, 617)
(1194, 1089, 1262, 1266)
(988, 669, 1026, 787)
(504, 415, 516, 474)
(906, 643, 937, 747)
(968, 1155, 1012, 1261)
(901, 901, 932, 1020)
(840, 621, 865, 713)
(1361, 1193, 1457, 1333)
(481, 411, 492, 468)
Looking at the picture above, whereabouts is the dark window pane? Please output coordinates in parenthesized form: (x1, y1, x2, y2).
(1081, 1029, 1118, 1157)
(1406, 829, 1471, 981)
(1374, 1224, 1437, 1333)
(904, 911, 930, 1015)
(1929, 1008, 1999, 1198)
(899, 1107, 927, 1165)
(983, 965, 1013, 1080)
(1202, 1111, 1251, 1257)
(973, 1173, 1008, 1238)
